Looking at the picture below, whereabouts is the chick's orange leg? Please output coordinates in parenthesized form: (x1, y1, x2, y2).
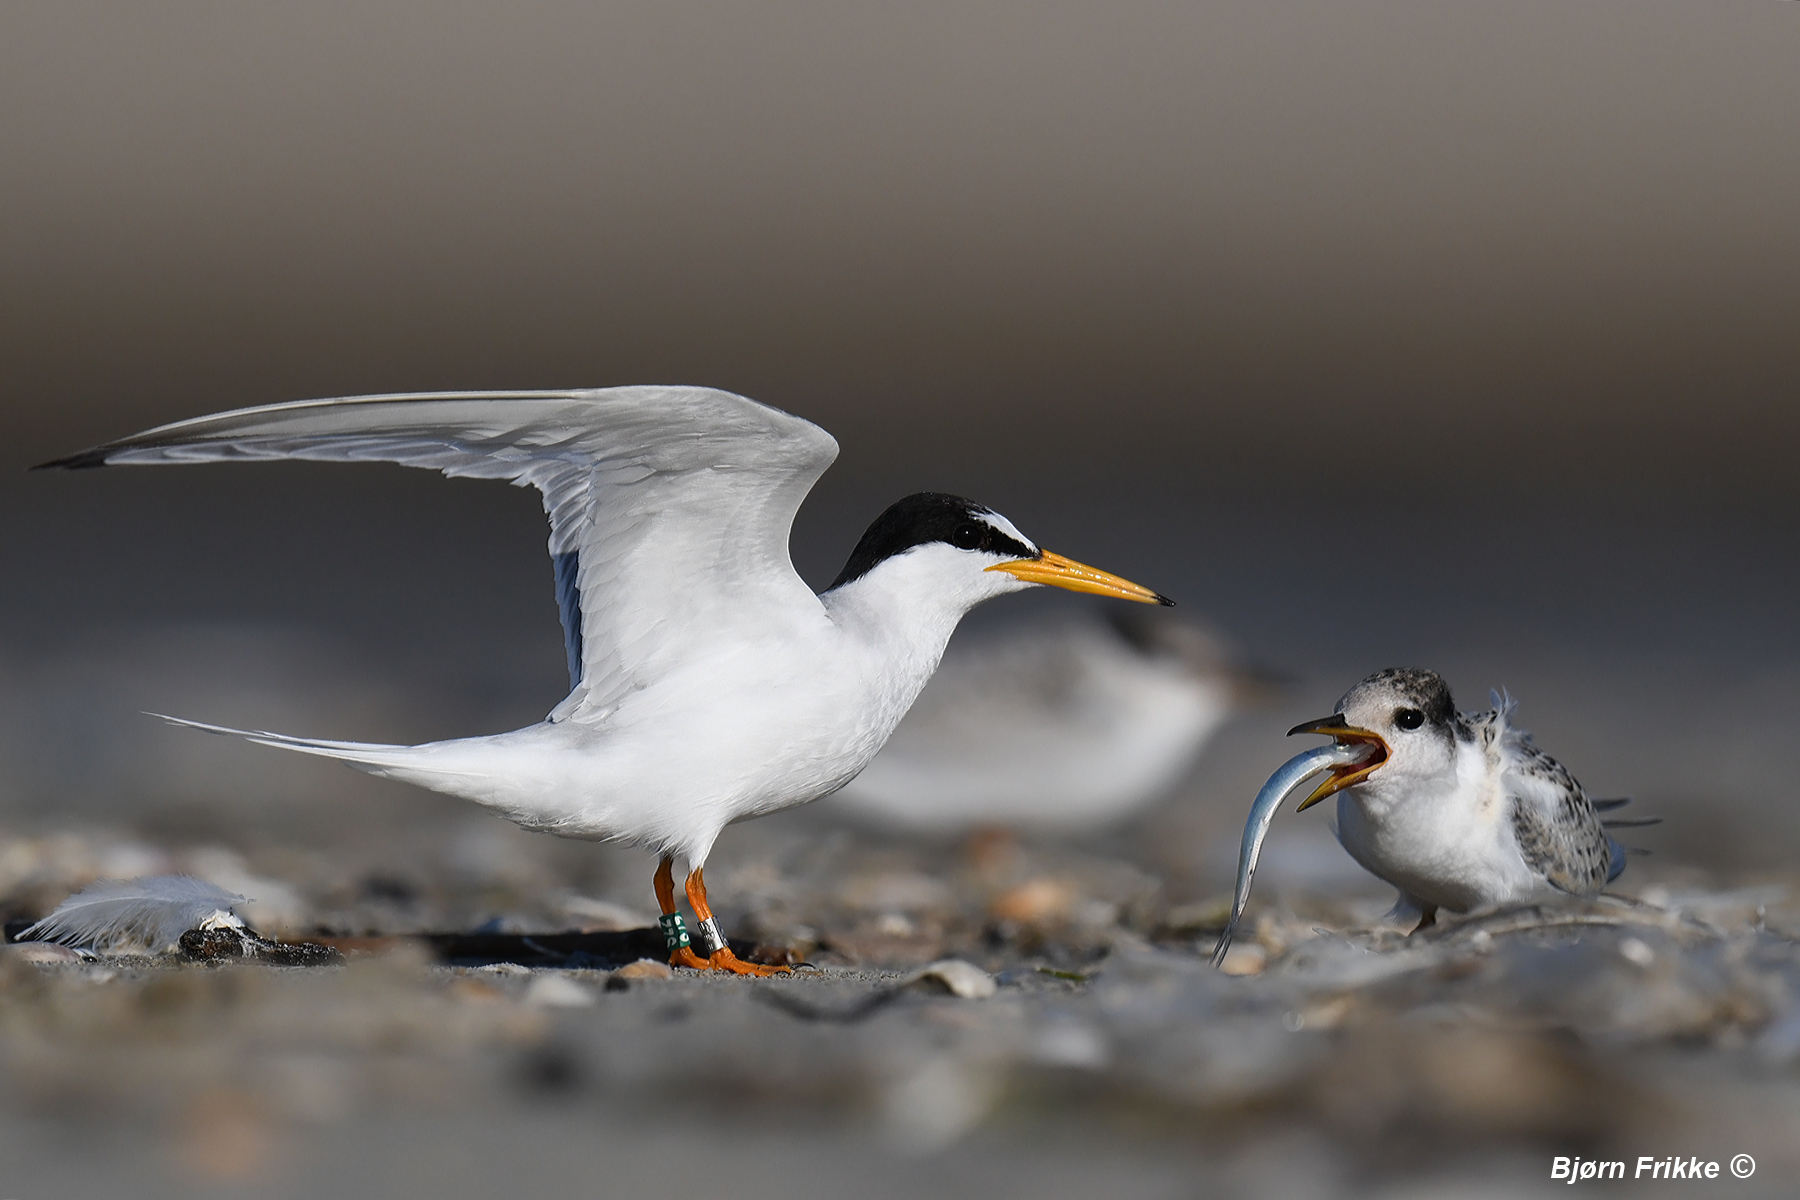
(684, 867, 789, 976)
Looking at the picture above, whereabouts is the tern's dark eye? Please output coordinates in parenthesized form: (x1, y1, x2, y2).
(1395, 708, 1425, 731)
(951, 522, 985, 551)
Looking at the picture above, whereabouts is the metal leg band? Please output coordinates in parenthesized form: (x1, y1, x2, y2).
(694, 916, 727, 956)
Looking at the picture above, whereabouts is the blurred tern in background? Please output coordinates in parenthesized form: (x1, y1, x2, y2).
(838, 609, 1279, 833)
(41, 387, 1170, 974)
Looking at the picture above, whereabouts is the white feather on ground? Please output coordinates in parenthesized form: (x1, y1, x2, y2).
(18, 875, 247, 953)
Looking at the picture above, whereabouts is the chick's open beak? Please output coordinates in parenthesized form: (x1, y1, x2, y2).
(1287, 713, 1388, 810)
(986, 550, 1173, 606)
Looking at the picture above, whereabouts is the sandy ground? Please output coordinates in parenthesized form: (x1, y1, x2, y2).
(3, 798, 1799, 1200)
(4, 6, 1797, 1194)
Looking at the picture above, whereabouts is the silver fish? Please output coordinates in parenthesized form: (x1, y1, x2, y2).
(1211, 742, 1375, 967)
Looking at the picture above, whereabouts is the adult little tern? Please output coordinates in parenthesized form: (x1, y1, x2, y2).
(40, 387, 1171, 974)
(1286, 668, 1648, 930)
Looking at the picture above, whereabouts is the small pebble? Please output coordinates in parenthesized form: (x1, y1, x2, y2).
(448, 978, 506, 1004)
(1159, 898, 1234, 935)
(905, 959, 997, 999)
(612, 958, 673, 982)
(525, 973, 595, 1008)
(874, 912, 916, 937)
(989, 879, 1073, 924)
(1217, 943, 1267, 976)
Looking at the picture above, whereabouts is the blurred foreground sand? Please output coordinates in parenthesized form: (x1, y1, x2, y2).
(4, 805, 1799, 1200)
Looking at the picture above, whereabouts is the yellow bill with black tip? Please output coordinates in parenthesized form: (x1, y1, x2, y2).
(986, 550, 1173, 606)
(1287, 713, 1389, 809)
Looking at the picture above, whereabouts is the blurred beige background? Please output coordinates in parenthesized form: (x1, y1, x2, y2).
(2, 2, 1796, 869)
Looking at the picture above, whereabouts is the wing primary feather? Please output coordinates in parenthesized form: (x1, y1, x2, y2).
(32, 448, 112, 470)
(39, 387, 841, 713)
(1606, 837, 1629, 883)
(553, 550, 583, 689)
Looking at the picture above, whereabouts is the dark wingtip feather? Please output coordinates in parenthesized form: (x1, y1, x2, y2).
(32, 447, 113, 471)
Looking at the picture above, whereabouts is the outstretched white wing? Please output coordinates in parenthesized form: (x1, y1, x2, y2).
(45, 388, 840, 716)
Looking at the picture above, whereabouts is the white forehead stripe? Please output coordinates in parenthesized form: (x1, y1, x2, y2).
(978, 510, 1037, 553)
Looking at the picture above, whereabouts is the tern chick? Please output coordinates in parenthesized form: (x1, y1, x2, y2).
(40, 387, 1170, 975)
(1288, 668, 1645, 929)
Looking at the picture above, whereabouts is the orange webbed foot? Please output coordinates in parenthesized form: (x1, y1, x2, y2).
(657, 862, 789, 975)
(667, 945, 789, 974)
(706, 947, 791, 976)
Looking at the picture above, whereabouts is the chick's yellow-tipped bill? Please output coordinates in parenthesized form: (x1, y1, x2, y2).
(1287, 714, 1388, 810)
(986, 550, 1173, 606)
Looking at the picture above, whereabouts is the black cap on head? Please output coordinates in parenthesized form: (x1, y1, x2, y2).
(829, 492, 1038, 590)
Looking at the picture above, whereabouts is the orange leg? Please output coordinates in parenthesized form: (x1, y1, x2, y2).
(682, 866, 789, 976)
(655, 856, 711, 970)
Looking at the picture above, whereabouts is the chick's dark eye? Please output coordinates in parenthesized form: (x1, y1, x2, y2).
(1395, 708, 1425, 731)
(951, 523, 985, 551)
